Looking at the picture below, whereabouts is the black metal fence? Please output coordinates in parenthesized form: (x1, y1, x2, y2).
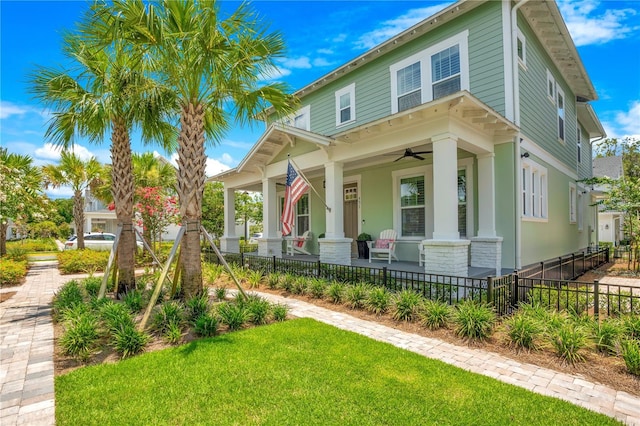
(517, 247, 609, 280)
(204, 246, 612, 317)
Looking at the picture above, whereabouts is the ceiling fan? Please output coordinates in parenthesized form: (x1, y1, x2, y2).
(392, 148, 433, 162)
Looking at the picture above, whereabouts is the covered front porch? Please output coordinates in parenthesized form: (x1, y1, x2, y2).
(212, 92, 518, 277)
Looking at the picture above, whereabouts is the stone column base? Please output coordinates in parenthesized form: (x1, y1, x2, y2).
(258, 238, 283, 258)
(470, 236, 502, 276)
(220, 236, 240, 254)
(422, 239, 471, 277)
(319, 238, 353, 266)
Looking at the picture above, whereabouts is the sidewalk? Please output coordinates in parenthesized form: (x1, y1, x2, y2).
(2, 262, 640, 425)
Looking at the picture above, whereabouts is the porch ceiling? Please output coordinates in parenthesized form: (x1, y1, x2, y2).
(519, 0, 597, 101)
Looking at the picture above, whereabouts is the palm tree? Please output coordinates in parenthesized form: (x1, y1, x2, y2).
(106, 0, 297, 297)
(0, 149, 45, 256)
(29, 4, 176, 293)
(42, 152, 103, 250)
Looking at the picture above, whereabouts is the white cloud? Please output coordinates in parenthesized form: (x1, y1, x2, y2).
(34, 142, 100, 162)
(354, 4, 451, 49)
(206, 158, 231, 178)
(0, 101, 28, 119)
(223, 139, 253, 150)
(260, 66, 292, 82)
(312, 58, 335, 68)
(280, 57, 312, 69)
(317, 48, 334, 55)
(615, 101, 640, 140)
(558, 0, 638, 46)
(332, 34, 347, 43)
(44, 185, 74, 199)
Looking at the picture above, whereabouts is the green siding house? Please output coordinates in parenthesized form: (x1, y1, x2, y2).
(211, 0, 605, 276)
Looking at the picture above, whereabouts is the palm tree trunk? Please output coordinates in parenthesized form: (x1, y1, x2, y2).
(74, 190, 85, 249)
(177, 103, 207, 298)
(111, 119, 136, 294)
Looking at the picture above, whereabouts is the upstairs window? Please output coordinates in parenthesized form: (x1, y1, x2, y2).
(390, 31, 469, 114)
(335, 83, 356, 126)
(431, 45, 461, 99)
(396, 62, 422, 112)
(517, 31, 526, 67)
(284, 105, 310, 131)
(557, 87, 565, 142)
(547, 70, 556, 104)
(577, 125, 582, 164)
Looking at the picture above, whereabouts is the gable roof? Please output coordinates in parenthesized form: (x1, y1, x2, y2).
(593, 156, 623, 179)
(289, 0, 596, 102)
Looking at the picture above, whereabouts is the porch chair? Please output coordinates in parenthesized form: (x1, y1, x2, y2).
(367, 229, 398, 264)
(285, 230, 312, 256)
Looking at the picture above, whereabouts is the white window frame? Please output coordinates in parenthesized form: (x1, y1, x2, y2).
(517, 30, 526, 68)
(283, 105, 311, 131)
(276, 192, 310, 237)
(577, 186, 584, 231)
(522, 159, 548, 222)
(392, 165, 431, 239)
(569, 183, 577, 224)
(335, 83, 355, 127)
(546, 70, 556, 105)
(390, 31, 469, 114)
(557, 86, 565, 143)
(577, 124, 582, 164)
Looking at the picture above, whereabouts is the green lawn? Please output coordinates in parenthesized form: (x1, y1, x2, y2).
(56, 318, 620, 425)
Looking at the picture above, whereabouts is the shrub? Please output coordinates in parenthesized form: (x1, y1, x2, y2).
(308, 278, 327, 299)
(203, 263, 225, 286)
(266, 273, 281, 290)
(391, 290, 423, 322)
(290, 276, 308, 295)
(591, 318, 622, 355)
(214, 287, 228, 301)
(504, 313, 542, 351)
(163, 322, 183, 344)
(326, 281, 345, 304)
(7, 238, 57, 252)
(452, 300, 496, 341)
(621, 339, 640, 376)
(194, 313, 219, 337)
(271, 303, 289, 322)
(245, 296, 272, 325)
(278, 273, 296, 293)
(99, 301, 135, 333)
(112, 325, 150, 359)
(121, 290, 145, 313)
(6, 246, 28, 262)
(59, 314, 99, 362)
(52, 280, 85, 322)
(344, 283, 370, 310)
(60, 303, 91, 325)
(0, 259, 27, 286)
(364, 287, 391, 315)
(152, 301, 185, 334)
(623, 316, 640, 340)
(246, 270, 264, 289)
(82, 277, 102, 298)
(185, 291, 211, 323)
(217, 302, 249, 331)
(58, 250, 109, 274)
(418, 300, 451, 330)
(549, 323, 588, 364)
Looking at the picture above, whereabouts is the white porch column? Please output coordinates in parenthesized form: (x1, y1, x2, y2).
(259, 177, 282, 257)
(432, 134, 459, 240)
(220, 186, 239, 253)
(423, 134, 469, 277)
(471, 153, 503, 276)
(319, 161, 352, 265)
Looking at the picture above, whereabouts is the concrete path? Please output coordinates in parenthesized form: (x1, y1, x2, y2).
(2, 262, 640, 425)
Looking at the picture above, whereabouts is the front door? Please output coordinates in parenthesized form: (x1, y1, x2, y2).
(343, 183, 358, 256)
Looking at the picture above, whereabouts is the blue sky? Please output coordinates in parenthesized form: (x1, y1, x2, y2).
(1, 0, 639, 198)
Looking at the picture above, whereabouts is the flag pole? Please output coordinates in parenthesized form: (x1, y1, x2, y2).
(288, 155, 331, 212)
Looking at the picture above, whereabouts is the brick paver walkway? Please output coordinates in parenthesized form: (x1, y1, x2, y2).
(2, 262, 640, 425)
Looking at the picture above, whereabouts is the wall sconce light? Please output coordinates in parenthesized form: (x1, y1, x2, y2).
(605, 224, 609, 230)
(520, 152, 530, 159)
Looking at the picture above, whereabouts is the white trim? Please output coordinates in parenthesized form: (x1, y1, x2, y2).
(501, 1, 514, 123)
(390, 30, 469, 114)
(557, 85, 566, 143)
(569, 182, 577, 224)
(458, 157, 474, 238)
(546, 69, 556, 105)
(520, 137, 578, 180)
(522, 158, 548, 222)
(335, 83, 356, 127)
(284, 105, 311, 131)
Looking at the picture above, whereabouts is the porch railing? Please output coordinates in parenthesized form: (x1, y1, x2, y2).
(517, 247, 609, 280)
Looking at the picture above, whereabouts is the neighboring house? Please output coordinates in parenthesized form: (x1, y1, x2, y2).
(592, 156, 625, 246)
(211, 0, 605, 276)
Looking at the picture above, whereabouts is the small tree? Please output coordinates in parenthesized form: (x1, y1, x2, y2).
(134, 187, 180, 252)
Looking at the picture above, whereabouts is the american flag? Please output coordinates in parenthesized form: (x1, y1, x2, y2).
(281, 161, 309, 236)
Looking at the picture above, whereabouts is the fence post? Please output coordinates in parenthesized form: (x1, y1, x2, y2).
(241, 252, 245, 268)
(317, 260, 322, 278)
(594, 279, 600, 320)
(540, 262, 545, 279)
(273, 255, 277, 273)
(559, 257, 563, 280)
(383, 267, 388, 287)
(511, 271, 519, 306)
(572, 253, 576, 279)
(487, 276, 494, 304)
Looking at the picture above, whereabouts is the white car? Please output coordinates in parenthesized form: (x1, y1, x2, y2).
(248, 233, 263, 244)
(64, 233, 144, 251)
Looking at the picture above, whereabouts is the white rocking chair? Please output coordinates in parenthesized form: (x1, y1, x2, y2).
(286, 230, 312, 256)
(367, 229, 398, 264)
